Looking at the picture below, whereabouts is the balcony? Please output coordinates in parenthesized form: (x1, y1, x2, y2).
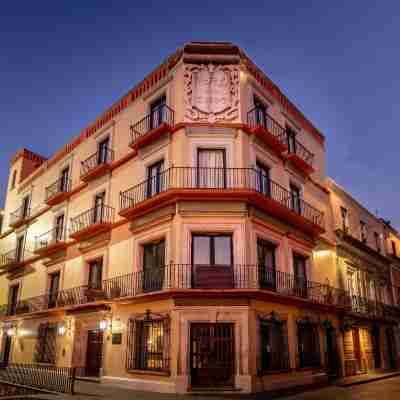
(0, 248, 33, 272)
(348, 294, 400, 322)
(9, 206, 31, 229)
(45, 177, 72, 206)
(0, 265, 350, 319)
(244, 107, 288, 155)
(286, 138, 314, 175)
(34, 226, 67, 257)
(80, 148, 114, 182)
(129, 104, 175, 151)
(119, 167, 325, 235)
(69, 205, 115, 241)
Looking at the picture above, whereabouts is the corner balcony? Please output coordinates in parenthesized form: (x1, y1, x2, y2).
(45, 177, 72, 206)
(244, 107, 288, 155)
(119, 167, 325, 236)
(69, 205, 115, 241)
(129, 104, 175, 151)
(0, 247, 34, 272)
(0, 265, 349, 319)
(80, 148, 114, 182)
(9, 206, 31, 229)
(34, 226, 67, 257)
(286, 138, 314, 175)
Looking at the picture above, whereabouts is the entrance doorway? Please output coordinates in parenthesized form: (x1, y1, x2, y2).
(325, 327, 339, 376)
(352, 327, 364, 373)
(386, 327, 397, 370)
(1, 335, 12, 365)
(85, 330, 103, 377)
(190, 323, 234, 387)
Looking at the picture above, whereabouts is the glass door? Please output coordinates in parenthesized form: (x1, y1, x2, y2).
(143, 241, 165, 292)
(97, 137, 110, 165)
(150, 96, 166, 130)
(197, 149, 226, 189)
(293, 255, 307, 298)
(88, 259, 103, 290)
(147, 160, 165, 198)
(255, 162, 271, 196)
(290, 184, 301, 214)
(254, 97, 267, 128)
(257, 239, 276, 290)
(48, 272, 60, 308)
(60, 166, 70, 192)
(93, 192, 105, 223)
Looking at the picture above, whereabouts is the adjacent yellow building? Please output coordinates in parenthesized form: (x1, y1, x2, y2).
(0, 42, 399, 394)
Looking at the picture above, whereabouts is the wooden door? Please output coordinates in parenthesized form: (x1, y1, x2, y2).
(190, 323, 234, 387)
(352, 328, 363, 372)
(85, 330, 103, 377)
(386, 327, 397, 370)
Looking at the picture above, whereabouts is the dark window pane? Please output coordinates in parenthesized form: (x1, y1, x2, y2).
(193, 236, 211, 265)
(214, 236, 232, 265)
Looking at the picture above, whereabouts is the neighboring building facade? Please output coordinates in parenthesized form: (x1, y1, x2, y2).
(0, 42, 398, 393)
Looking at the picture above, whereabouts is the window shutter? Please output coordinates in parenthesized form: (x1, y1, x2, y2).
(125, 319, 137, 371)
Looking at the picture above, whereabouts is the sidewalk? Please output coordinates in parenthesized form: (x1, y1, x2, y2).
(335, 371, 400, 387)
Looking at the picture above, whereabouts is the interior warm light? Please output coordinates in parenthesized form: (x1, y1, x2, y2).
(99, 320, 108, 331)
(58, 325, 66, 336)
(6, 328, 15, 337)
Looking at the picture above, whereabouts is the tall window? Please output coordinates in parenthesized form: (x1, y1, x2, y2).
(254, 96, 267, 128)
(286, 126, 297, 153)
(0, 214, 3, 234)
(143, 240, 165, 292)
(255, 162, 270, 196)
(192, 235, 232, 266)
(147, 160, 165, 198)
(293, 254, 307, 297)
(21, 195, 30, 219)
(126, 316, 169, 372)
(35, 323, 57, 364)
(88, 259, 103, 290)
(260, 318, 289, 372)
(290, 184, 301, 214)
(7, 285, 19, 316)
(93, 191, 105, 223)
(54, 214, 64, 242)
(48, 272, 60, 308)
(374, 232, 381, 253)
(10, 170, 17, 190)
(150, 95, 166, 130)
(97, 136, 110, 165)
(257, 239, 276, 290)
(59, 166, 70, 192)
(15, 236, 25, 263)
(197, 149, 226, 188)
(340, 206, 348, 232)
(297, 321, 320, 368)
(360, 220, 367, 243)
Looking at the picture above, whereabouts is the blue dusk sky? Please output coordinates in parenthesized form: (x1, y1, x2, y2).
(0, 1, 399, 227)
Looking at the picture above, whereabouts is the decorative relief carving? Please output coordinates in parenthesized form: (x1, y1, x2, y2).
(184, 64, 239, 123)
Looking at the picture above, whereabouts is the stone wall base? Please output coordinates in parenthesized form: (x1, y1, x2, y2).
(102, 376, 176, 393)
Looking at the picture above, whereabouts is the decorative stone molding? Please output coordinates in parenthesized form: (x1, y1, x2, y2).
(184, 64, 239, 123)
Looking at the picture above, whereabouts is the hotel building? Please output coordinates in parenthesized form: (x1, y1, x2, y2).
(0, 42, 399, 393)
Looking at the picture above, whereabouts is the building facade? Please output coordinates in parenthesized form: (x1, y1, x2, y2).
(0, 42, 399, 393)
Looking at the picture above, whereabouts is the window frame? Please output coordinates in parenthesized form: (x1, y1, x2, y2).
(192, 234, 233, 267)
(297, 320, 321, 369)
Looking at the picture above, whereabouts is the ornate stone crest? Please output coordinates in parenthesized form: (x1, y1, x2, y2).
(184, 64, 239, 122)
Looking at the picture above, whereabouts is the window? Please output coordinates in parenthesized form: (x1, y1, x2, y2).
(374, 232, 381, 253)
(147, 160, 165, 198)
(257, 239, 276, 289)
(286, 126, 297, 153)
(93, 191, 105, 223)
(260, 319, 289, 372)
(15, 236, 25, 263)
(59, 166, 70, 192)
(360, 220, 367, 243)
(7, 285, 19, 316)
(150, 95, 166, 130)
(340, 206, 348, 232)
(88, 259, 103, 290)
(143, 240, 165, 292)
(34, 323, 57, 364)
(126, 316, 169, 372)
(297, 321, 320, 368)
(54, 214, 64, 242)
(48, 272, 60, 308)
(97, 136, 110, 165)
(10, 170, 17, 190)
(21, 195, 30, 219)
(290, 184, 301, 214)
(255, 162, 270, 196)
(0, 214, 3, 234)
(392, 241, 397, 257)
(197, 148, 226, 188)
(253, 96, 267, 128)
(293, 254, 307, 297)
(192, 235, 232, 266)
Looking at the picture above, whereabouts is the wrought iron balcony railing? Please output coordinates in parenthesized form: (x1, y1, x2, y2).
(45, 177, 71, 202)
(130, 104, 174, 146)
(287, 137, 314, 167)
(120, 167, 324, 229)
(0, 247, 33, 270)
(9, 205, 31, 227)
(247, 107, 287, 146)
(34, 226, 66, 252)
(80, 148, 114, 177)
(69, 205, 115, 237)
